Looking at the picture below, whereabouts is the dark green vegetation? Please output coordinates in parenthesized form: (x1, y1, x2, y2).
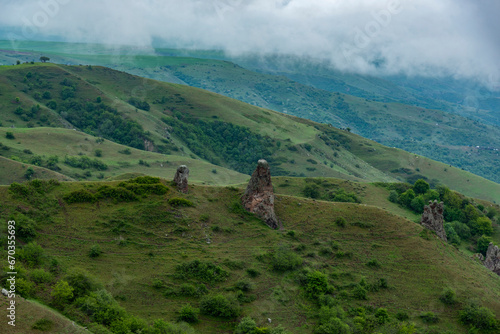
(2, 42, 497, 183)
(0, 63, 499, 205)
(0, 177, 499, 334)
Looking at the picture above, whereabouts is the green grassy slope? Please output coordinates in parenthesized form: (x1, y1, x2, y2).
(0, 180, 499, 334)
(0, 43, 499, 184)
(0, 127, 248, 186)
(0, 63, 499, 203)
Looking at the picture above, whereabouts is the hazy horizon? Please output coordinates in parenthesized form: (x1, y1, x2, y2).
(0, 0, 499, 88)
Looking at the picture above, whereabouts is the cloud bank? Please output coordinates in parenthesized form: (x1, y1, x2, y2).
(1, 0, 499, 87)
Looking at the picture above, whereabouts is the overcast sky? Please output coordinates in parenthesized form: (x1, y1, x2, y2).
(1, 0, 499, 87)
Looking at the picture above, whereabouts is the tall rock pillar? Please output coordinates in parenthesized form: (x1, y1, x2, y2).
(242, 160, 279, 229)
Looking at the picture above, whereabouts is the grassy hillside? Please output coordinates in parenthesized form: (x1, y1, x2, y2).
(0, 42, 499, 184)
(0, 178, 499, 334)
(0, 63, 499, 204)
(0, 127, 248, 186)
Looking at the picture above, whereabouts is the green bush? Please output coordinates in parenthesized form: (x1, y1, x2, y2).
(303, 184, 320, 199)
(89, 245, 102, 258)
(413, 179, 430, 195)
(64, 155, 108, 170)
(474, 216, 493, 236)
(271, 246, 303, 271)
(16, 217, 37, 241)
(77, 289, 126, 326)
(32, 318, 54, 331)
(6, 132, 15, 139)
(352, 285, 367, 300)
(168, 197, 194, 207)
(395, 311, 409, 321)
(314, 317, 350, 334)
(16, 278, 35, 297)
(420, 311, 439, 323)
(335, 217, 347, 228)
(388, 190, 399, 203)
(439, 287, 457, 305)
(30, 269, 53, 283)
(177, 304, 199, 323)
(366, 259, 381, 268)
(97, 186, 138, 202)
(18, 242, 44, 267)
(118, 182, 169, 196)
(235, 317, 257, 334)
(65, 268, 100, 298)
(51, 280, 74, 306)
(374, 308, 390, 324)
(246, 268, 260, 278)
(200, 294, 240, 318)
(459, 302, 498, 330)
(477, 235, 493, 256)
(305, 271, 329, 298)
(175, 260, 229, 283)
(444, 224, 461, 245)
(64, 189, 96, 204)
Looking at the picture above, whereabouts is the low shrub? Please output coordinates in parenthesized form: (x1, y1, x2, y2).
(31, 318, 54, 331)
(246, 268, 260, 278)
(30, 269, 53, 283)
(459, 301, 498, 330)
(168, 197, 194, 207)
(18, 242, 44, 267)
(305, 271, 329, 298)
(96, 186, 138, 202)
(420, 311, 439, 323)
(177, 304, 199, 323)
(271, 246, 303, 271)
(439, 287, 457, 305)
(64, 189, 96, 204)
(199, 294, 240, 318)
(89, 245, 102, 258)
(335, 217, 347, 228)
(175, 260, 229, 283)
(395, 311, 409, 321)
(366, 259, 381, 268)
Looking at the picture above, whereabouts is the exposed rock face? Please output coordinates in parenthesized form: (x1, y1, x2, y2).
(484, 243, 500, 276)
(242, 160, 279, 229)
(420, 200, 447, 241)
(173, 165, 189, 193)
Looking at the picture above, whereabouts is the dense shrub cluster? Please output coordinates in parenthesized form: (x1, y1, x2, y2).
(168, 197, 194, 207)
(63, 189, 96, 204)
(175, 260, 229, 283)
(163, 114, 276, 174)
(64, 155, 108, 171)
(128, 97, 150, 111)
(270, 246, 303, 271)
(302, 183, 360, 204)
(199, 294, 240, 318)
(387, 180, 498, 249)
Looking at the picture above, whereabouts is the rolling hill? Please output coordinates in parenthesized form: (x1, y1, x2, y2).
(0, 41, 498, 184)
(0, 178, 499, 333)
(0, 63, 499, 204)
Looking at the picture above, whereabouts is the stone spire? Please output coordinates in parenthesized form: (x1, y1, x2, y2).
(173, 165, 189, 193)
(242, 160, 279, 229)
(484, 243, 500, 276)
(420, 200, 447, 241)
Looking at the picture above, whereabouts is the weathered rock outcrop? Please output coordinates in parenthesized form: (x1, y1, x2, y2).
(242, 160, 279, 229)
(173, 165, 189, 193)
(484, 243, 500, 276)
(420, 200, 447, 241)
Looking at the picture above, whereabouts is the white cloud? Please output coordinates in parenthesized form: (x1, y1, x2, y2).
(1, 0, 498, 86)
